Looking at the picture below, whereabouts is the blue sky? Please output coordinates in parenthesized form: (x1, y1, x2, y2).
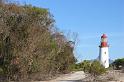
(14, 0, 124, 61)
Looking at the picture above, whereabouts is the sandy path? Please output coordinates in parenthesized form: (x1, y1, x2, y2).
(117, 73, 124, 82)
(47, 71, 85, 82)
(30, 70, 124, 82)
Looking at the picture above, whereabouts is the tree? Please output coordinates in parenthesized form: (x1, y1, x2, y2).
(0, 2, 76, 81)
(112, 58, 124, 70)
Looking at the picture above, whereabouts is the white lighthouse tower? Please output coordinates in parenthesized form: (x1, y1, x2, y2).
(99, 34, 109, 68)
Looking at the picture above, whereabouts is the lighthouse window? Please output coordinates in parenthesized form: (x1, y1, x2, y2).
(104, 52, 106, 54)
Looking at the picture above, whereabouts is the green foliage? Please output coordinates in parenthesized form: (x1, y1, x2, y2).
(71, 60, 106, 76)
(81, 60, 91, 72)
(32, 6, 48, 14)
(90, 60, 106, 76)
(24, 5, 48, 15)
(112, 58, 124, 70)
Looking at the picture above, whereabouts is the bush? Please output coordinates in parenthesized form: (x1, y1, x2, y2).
(0, 2, 76, 81)
(90, 60, 106, 77)
(71, 60, 106, 77)
(112, 58, 124, 70)
(81, 60, 91, 72)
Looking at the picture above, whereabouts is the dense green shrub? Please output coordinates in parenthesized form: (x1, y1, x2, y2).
(90, 60, 106, 76)
(112, 58, 124, 70)
(71, 60, 106, 76)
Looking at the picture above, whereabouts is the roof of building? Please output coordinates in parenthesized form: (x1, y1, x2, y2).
(101, 34, 107, 38)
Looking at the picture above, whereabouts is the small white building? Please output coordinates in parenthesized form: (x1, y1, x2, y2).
(99, 34, 109, 68)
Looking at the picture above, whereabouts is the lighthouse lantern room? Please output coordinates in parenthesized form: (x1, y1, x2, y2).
(99, 34, 109, 68)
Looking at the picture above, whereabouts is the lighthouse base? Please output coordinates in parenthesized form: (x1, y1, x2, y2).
(99, 47, 109, 68)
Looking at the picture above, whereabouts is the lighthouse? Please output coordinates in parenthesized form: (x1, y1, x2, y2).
(99, 34, 109, 68)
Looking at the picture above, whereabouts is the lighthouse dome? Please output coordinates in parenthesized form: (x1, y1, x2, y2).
(101, 34, 107, 38)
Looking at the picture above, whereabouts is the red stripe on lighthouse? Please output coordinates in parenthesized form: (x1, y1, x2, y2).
(100, 34, 108, 47)
(101, 42, 108, 47)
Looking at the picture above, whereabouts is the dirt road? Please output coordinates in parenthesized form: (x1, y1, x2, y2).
(40, 70, 124, 82)
(47, 71, 85, 82)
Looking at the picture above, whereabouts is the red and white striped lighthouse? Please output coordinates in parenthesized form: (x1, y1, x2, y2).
(99, 34, 109, 68)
